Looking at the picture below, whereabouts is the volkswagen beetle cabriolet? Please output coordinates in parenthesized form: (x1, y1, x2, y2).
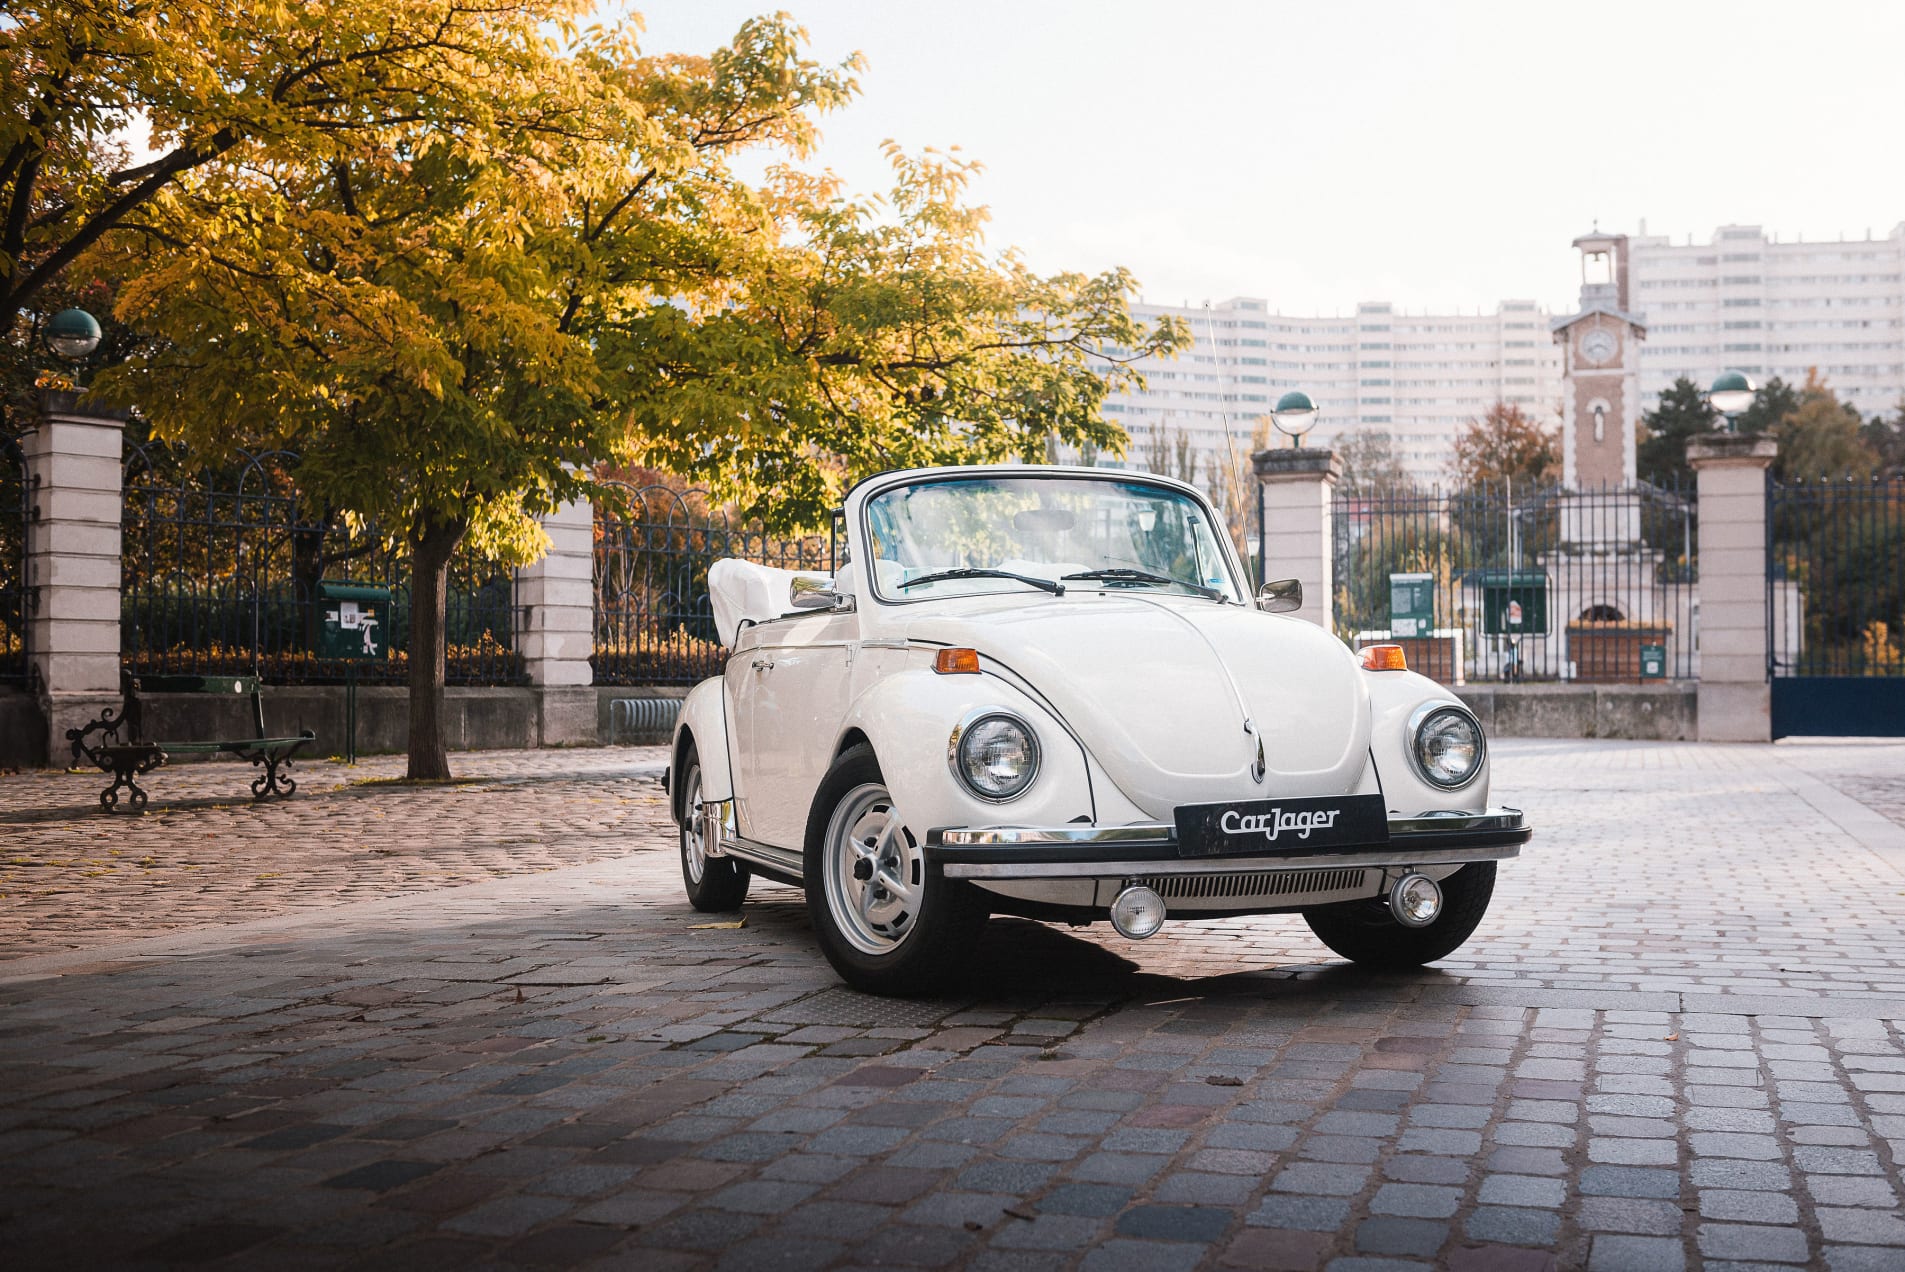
(665, 465, 1529, 995)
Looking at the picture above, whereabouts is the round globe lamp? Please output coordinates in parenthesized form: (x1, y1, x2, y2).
(45, 308, 103, 361)
(1270, 390, 1319, 448)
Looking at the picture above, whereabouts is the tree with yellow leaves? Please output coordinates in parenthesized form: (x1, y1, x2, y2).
(30, 5, 1183, 777)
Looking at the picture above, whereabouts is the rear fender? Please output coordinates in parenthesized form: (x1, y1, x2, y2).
(672, 677, 733, 821)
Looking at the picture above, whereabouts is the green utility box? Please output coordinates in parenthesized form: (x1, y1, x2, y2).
(1388, 572, 1435, 638)
(318, 582, 392, 661)
(1479, 570, 1550, 636)
(1639, 643, 1667, 680)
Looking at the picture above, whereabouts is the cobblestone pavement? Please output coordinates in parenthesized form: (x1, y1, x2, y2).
(0, 749, 674, 958)
(3, 739, 1905, 1271)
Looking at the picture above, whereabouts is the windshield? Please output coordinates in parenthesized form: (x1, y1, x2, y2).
(862, 474, 1244, 603)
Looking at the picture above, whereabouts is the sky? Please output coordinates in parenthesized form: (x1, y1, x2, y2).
(626, 0, 1905, 316)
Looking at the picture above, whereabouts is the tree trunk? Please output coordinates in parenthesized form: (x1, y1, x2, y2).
(407, 516, 468, 781)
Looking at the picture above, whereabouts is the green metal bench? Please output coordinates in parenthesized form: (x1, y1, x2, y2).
(67, 673, 317, 813)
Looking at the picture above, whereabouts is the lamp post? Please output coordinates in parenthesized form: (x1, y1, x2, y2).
(45, 308, 103, 361)
(1270, 389, 1319, 449)
(1707, 370, 1756, 433)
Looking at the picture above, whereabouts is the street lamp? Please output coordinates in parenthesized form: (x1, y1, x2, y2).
(44, 307, 103, 361)
(1270, 389, 1319, 449)
(1707, 370, 1756, 431)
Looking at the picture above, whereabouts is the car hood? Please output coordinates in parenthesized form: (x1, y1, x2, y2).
(895, 594, 1371, 817)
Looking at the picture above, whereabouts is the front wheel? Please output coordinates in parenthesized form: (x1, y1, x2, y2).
(804, 744, 986, 995)
(677, 750, 749, 912)
(1301, 862, 1496, 968)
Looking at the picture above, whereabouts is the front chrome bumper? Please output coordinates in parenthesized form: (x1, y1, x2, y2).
(925, 807, 1529, 879)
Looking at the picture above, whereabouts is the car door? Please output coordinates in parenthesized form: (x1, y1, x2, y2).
(728, 608, 858, 849)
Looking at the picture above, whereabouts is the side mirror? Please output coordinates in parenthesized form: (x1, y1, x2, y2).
(790, 575, 854, 612)
(1257, 578, 1302, 614)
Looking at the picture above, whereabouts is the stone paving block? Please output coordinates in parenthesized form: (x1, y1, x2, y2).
(1247, 1194, 1354, 1231)
(1356, 1216, 1449, 1256)
(1576, 1196, 1685, 1235)
(1465, 1206, 1561, 1247)
(1697, 1188, 1800, 1224)
(1079, 1239, 1207, 1272)
(1814, 1205, 1905, 1246)
(1696, 1222, 1813, 1263)
(1588, 1234, 1687, 1272)
(1369, 1183, 1463, 1219)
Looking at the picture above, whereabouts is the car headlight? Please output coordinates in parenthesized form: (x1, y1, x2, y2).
(1408, 704, 1485, 789)
(949, 711, 1040, 801)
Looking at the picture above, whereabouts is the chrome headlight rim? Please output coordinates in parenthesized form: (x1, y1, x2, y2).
(1406, 701, 1486, 791)
(947, 708, 1041, 803)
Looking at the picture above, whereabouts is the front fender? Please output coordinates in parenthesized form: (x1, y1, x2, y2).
(836, 668, 1097, 847)
(1363, 668, 1490, 815)
(671, 677, 733, 819)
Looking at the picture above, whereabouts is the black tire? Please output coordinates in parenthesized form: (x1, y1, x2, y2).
(677, 747, 749, 912)
(803, 743, 986, 996)
(1301, 862, 1496, 969)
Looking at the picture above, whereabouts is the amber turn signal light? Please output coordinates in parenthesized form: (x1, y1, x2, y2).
(934, 647, 982, 674)
(1360, 643, 1408, 672)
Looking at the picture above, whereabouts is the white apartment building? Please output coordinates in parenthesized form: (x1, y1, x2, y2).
(1094, 297, 1565, 489)
(1629, 222, 1905, 418)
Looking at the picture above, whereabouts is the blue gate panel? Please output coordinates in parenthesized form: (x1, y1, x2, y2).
(1771, 677, 1905, 739)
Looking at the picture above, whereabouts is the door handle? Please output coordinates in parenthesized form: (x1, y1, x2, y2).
(751, 658, 775, 672)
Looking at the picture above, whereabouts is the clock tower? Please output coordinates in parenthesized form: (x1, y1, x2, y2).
(1551, 230, 1646, 489)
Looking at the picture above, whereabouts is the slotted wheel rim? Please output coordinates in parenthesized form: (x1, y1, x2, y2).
(824, 782, 924, 956)
(681, 764, 706, 884)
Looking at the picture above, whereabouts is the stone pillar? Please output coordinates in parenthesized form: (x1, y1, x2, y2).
(1251, 447, 1338, 630)
(23, 391, 128, 762)
(514, 495, 596, 745)
(1688, 434, 1777, 742)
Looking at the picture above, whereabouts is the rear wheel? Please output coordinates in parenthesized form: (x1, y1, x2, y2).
(1301, 862, 1496, 968)
(677, 750, 749, 912)
(804, 744, 986, 995)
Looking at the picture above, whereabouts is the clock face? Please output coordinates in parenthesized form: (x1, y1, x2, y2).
(1580, 329, 1618, 365)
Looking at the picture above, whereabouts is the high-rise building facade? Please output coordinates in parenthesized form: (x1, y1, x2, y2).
(1628, 222, 1905, 417)
(1094, 297, 1565, 489)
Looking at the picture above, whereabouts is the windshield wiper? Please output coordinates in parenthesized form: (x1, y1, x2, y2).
(897, 568, 1065, 596)
(1061, 568, 1224, 601)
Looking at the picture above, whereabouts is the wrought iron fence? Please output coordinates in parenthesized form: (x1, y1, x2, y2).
(0, 432, 28, 689)
(593, 483, 829, 685)
(1328, 479, 1699, 684)
(1768, 476, 1905, 677)
(121, 439, 524, 684)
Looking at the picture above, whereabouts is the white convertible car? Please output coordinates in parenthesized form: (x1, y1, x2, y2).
(665, 465, 1530, 995)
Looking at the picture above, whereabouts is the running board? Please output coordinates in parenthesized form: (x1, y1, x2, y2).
(721, 835, 804, 885)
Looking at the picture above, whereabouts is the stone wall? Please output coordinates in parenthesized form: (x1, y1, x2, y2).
(1456, 682, 1696, 741)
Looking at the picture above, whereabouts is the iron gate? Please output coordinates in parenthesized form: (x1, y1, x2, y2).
(592, 483, 828, 686)
(1767, 475, 1905, 737)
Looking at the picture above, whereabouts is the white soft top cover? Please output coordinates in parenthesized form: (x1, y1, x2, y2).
(709, 558, 832, 646)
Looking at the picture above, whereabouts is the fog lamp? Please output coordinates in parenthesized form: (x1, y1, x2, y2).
(1109, 885, 1166, 939)
(1388, 873, 1442, 928)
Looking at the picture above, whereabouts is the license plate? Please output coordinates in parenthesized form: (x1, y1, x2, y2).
(1174, 794, 1389, 858)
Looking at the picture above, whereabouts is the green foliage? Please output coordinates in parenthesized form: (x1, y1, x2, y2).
(1775, 372, 1877, 481)
(1637, 377, 1715, 486)
(1736, 375, 1800, 436)
(1861, 402, 1905, 476)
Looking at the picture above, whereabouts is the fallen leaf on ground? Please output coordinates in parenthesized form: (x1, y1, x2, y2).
(1205, 1075, 1245, 1086)
(690, 918, 746, 930)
